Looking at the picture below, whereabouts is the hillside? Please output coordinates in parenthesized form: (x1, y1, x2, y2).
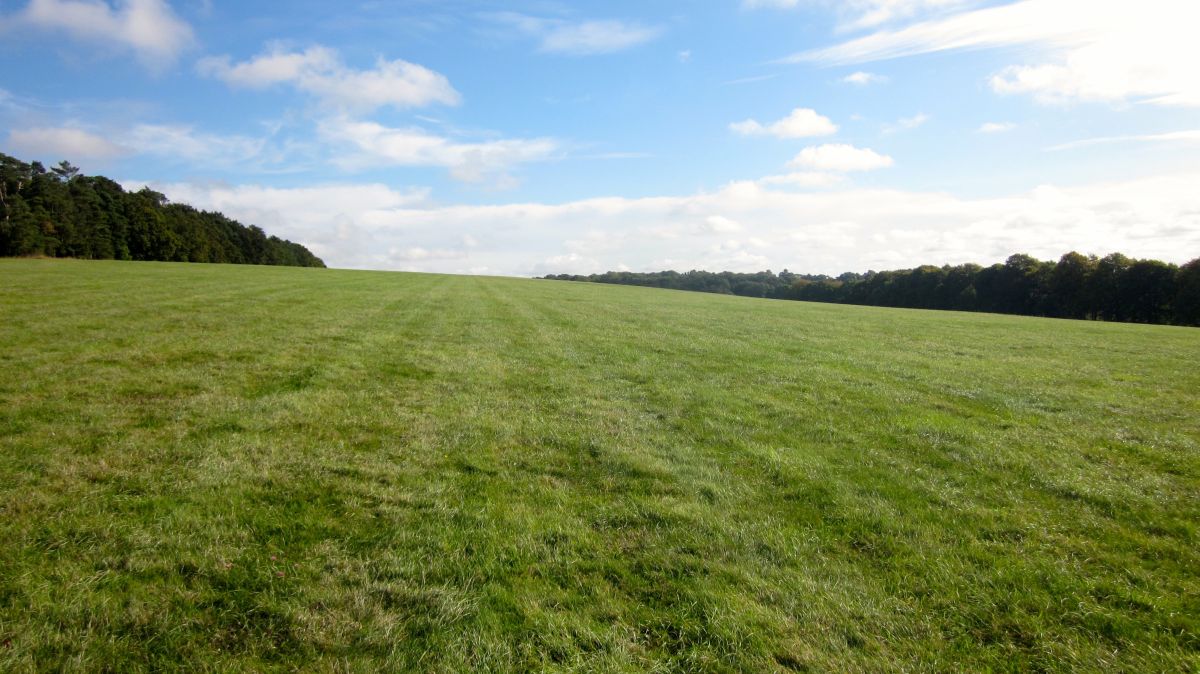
(1, 259, 1197, 672)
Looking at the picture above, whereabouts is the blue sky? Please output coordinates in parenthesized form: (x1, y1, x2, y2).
(1, 0, 1197, 274)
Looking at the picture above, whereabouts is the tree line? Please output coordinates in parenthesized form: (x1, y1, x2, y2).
(543, 252, 1200, 326)
(0, 153, 324, 268)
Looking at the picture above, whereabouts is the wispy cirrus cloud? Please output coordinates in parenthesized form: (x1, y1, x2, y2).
(483, 12, 663, 55)
(882, 112, 929, 134)
(123, 124, 273, 167)
(978, 122, 1015, 134)
(783, 0, 1200, 108)
(198, 44, 461, 112)
(1047, 130, 1200, 152)
(781, 1, 1075, 65)
(740, 0, 801, 7)
(743, 0, 972, 30)
(2, 0, 195, 69)
(835, 0, 974, 30)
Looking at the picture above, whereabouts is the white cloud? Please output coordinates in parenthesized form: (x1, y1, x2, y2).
(145, 170, 1200, 276)
(700, 215, 743, 233)
(843, 71, 887, 85)
(3, 102, 551, 183)
(6, 126, 128, 160)
(837, 0, 973, 30)
(787, 0, 1200, 107)
(319, 117, 558, 184)
(1047, 129, 1200, 152)
(786, 1, 1072, 65)
(744, 0, 970, 29)
(123, 124, 269, 166)
(788, 144, 893, 172)
(542, 20, 661, 55)
(0, 111, 318, 172)
(536, 253, 606, 275)
(124, 181, 433, 269)
(730, 107, 838, 139)
(12, 0, 194, 68)
(389, 246, 468, 262)
(198, 45, 460, 112)
(978, 122, 1015, 134)
(487, 13, 662, 55)
(882, 112, 929, 133)
(142, 182, 431, 223)
(758, 171, 844, 188)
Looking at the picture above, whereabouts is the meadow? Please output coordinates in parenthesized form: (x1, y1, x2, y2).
(0, 258, 1197, 672)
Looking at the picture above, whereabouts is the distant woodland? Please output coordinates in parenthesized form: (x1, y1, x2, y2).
(0, 153, 324, 268)
(544, 252, 1200, 326)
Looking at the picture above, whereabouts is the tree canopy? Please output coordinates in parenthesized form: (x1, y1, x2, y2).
(0, 152, 324, 268)
(544, 251, 1200, 327)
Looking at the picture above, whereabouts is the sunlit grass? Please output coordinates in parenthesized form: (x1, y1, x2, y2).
(1, 258, 1197, 671)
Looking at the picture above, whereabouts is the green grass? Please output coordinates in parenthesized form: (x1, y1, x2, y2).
(1, 258, 1197, 672)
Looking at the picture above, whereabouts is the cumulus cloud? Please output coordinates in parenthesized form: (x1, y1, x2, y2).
(319, 117, 558, 184)
(788, 144, 893, 172)
(486, 12, 662, 55)
(142, 170, 1200, 276)
(9, 0, 194, 68)
(786, 0, 1200, 107)
(730, 108, 838, 139)
(197, 44, 461, 112)
(6, 126, 128, 160)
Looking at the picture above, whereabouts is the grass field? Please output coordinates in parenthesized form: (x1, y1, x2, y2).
(1, 258, 1197, 672)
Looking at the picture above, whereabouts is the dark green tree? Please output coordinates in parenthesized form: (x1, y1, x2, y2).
(546, 251, 1199, 328)
(1171, 259, 1200, 326)
(0, 152, 323, 267)
(1089, 253, 1134, 321)
(51, 160, 80, 182)
(1046, 252, 1097, 319)
(1121, 259, 1177, 323)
